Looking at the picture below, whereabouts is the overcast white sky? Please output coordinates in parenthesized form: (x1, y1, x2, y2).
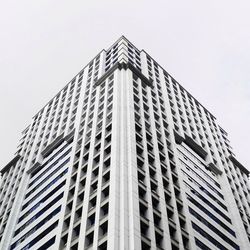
(0, 1, 249, 170)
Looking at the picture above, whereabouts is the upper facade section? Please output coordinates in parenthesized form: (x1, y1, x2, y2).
(3, 36, 248, 177)
(0, 35, 249, 250)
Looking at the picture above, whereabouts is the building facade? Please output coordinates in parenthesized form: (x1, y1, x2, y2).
(0, 36, 249, 250)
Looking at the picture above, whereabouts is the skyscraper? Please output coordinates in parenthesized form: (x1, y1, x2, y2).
(0, 36, 249, 250)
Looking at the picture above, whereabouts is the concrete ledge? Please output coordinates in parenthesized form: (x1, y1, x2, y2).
(173, 131, 185, 144)
(94, 61, 153, 88)
(64, 129, 75, 144)
(41, 134, 64, 158)
(1, 155, 21, 174)
(229, 155, 249, 176)
(174, 130, 207, 160)
(126, 62, 153, 87)
(27, 161, 42, 175)
(94, 62, 121, 87)
(184, 135, 207, 160)
(207, 162, 222, 175)
(28, 130, 75, 175)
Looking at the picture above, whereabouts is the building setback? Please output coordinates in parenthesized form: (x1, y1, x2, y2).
(0, 36, 249, 250)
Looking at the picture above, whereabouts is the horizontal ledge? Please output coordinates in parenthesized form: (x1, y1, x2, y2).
(64, 129, 75, 144)
(27, 161, 42, 175)
(41, 134, 64, 158)
(94, 61, 153, 88)
(207, 162, 222, 175)
(28, 130, 75, 175)
(174, 131, 185, 144)
(184, 135, 207, 160)
(229, 155, 249, 176)
(1, 155, 21, 174)
(174, 130, 207, 160)
(40, 129, 75, 158)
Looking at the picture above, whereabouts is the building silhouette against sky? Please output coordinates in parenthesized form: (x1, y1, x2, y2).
(0, 36, 249, 250)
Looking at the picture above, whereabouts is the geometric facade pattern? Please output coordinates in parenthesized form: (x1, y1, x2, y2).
(0, 36, 249, 250)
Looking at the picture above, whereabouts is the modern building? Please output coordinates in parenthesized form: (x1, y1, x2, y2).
(0, 36, 249, 250)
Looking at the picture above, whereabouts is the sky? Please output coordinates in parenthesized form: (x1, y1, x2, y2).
(0, 0, 249, 170)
